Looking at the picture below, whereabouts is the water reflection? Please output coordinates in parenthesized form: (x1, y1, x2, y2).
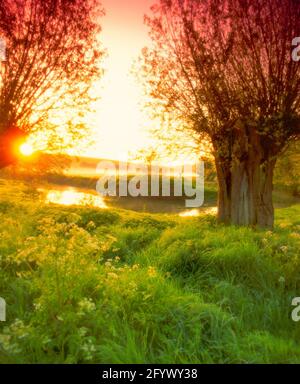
(179, 207, 218, 217)
(43, 189, 107, 209)
(40, 187, 217, 216)
(179, 209, 201, 217)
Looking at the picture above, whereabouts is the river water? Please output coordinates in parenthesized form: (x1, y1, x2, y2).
(38, 186, 217, 217)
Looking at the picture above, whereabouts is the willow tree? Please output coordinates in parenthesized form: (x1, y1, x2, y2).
(142, 0, 300, 227)
(0, 0, 104, 168)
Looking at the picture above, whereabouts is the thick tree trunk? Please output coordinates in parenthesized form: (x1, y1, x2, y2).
(215, 155, 276, 228)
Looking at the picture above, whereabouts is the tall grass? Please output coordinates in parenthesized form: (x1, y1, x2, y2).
(0, 179, 299, 363)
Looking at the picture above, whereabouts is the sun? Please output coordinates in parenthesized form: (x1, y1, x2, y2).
(19, 143, 34, 156)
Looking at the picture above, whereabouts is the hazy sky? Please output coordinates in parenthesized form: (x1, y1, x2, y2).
(91, 0, 155, 160)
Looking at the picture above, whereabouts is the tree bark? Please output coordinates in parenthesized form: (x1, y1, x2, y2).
(215, 154, 276, 228)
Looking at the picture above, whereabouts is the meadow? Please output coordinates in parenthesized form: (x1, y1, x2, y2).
(0, 178, 300, 364)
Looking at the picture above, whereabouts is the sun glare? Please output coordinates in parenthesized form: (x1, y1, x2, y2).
(20, 143, 34, 157)
(44, 189, 107, 208)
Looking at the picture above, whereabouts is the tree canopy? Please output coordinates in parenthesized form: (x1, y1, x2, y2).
(142, 0, 300, 227)
(0, 0, 104, 167)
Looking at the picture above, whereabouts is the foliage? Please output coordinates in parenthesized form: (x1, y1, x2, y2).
(141, 0, 300, 226)
(0, 179, 300, 363)
(142, 0, 300, 153)
(275, 142, 300, 197)
(0, 0, 104, 166)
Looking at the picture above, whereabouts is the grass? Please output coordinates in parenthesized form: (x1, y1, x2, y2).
(0, 178, 300, 363)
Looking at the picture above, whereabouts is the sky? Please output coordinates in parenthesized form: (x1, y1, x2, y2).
(26, 0, 198, 164)
(89, 0, 156, 160)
